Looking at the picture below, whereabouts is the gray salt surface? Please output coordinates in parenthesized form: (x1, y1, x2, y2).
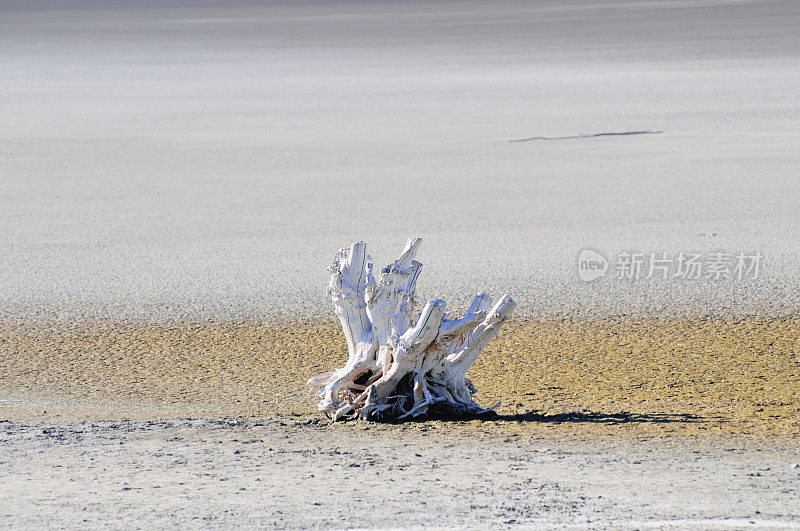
(1, 417, 799, 528)
(2, 0, 799, 321)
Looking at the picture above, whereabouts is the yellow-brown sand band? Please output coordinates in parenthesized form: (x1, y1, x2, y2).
(1, 318, 798, 437)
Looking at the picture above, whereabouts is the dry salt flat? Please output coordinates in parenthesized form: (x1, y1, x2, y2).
(2, 0, 800, 321)
(1, 0, 800, 527)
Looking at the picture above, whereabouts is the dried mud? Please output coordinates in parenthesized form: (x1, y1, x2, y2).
(2, 317, 798, 438)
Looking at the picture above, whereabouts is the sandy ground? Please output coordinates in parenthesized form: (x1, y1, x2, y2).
(2, 318, 799, 437)
(1, 316, 799, 526)
(3, 0, 800, 527)
(2, 417, 800, 528)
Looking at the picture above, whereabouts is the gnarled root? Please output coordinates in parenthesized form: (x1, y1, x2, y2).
(308, 238, 516, 422)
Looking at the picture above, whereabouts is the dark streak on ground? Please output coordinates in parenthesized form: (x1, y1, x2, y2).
(510, 130, 663, 142)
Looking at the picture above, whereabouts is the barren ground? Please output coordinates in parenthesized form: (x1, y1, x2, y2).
(2, 318, 800, 527)
(2, 318, 798, 437)
(3, 0, 800, 527)
(1, 416, 799, 528)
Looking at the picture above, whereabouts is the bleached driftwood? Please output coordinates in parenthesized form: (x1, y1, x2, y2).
(308, 238, 516, 422)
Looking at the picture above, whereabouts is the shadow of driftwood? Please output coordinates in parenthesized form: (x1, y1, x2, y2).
(493, 410, 707, 424)
(399, 407, 716, 425)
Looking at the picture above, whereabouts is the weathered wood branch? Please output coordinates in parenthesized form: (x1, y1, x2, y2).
(308, 238, 516, 422)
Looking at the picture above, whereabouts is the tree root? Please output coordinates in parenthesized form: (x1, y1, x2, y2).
(308, 238, 516, 422)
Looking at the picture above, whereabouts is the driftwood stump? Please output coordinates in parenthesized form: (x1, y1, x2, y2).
(308, 238, 516, 422)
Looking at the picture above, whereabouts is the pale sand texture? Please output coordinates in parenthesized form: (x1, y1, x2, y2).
(2, 417, 800, 528)
(2, 0, 800, 320)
